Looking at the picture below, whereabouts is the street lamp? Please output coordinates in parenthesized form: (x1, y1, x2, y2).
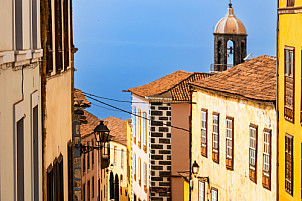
(80, 121, 111, 154)
(191, 161, 209, 183)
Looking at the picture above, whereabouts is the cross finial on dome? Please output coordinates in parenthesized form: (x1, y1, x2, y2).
(229, 0, 232, 8)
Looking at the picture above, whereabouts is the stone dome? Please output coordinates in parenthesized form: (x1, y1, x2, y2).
(214, 3, 247, 35)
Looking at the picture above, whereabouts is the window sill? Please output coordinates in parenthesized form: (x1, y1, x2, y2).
(0, 50, 14, 65)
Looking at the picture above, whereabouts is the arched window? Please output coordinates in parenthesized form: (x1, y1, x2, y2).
(241, 41, 245, 63)
(110, 172, 114, 199)
(227, 40, 234, 67)
(115, 174, 120, 201)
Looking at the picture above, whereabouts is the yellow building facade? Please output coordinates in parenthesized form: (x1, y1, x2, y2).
(277, 0, 302, 200)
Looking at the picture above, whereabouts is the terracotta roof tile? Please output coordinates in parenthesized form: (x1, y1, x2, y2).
(128, 70, 193, 97)
(191, 55, 276, 102)
(80, 110, 101, 138)
(170, 73, 213, 101)
(102, 117, 127, 146)
(74, 88, 91, 108)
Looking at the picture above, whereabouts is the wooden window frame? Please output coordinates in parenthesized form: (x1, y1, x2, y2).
(114, 146, 117, 166)
(262, 129, 272, 190)
(87, 142, 90, 170)
(92, 176, 94, 198)
(249, 124, 258, 183)
(54, 0, 63, 73)
(91, 140, 94, 169)
(284, 46, 295, 123)
(143, 112, 147, 153)
(138, 109, 141, 148)
(262, 128, 272, 190)
(226, 116, 234, 170)
(200, 109, 208, 158)
(211, 187, 218, 201)
(287, 0, 295, 7)
(138, 157, 141, 186)
(198, 180, 205, 201)
(285, 133, 293, 195)
(212, 112, 219, 164)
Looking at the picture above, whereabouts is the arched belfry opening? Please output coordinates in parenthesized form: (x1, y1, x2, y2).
(213, 2, 247, 72)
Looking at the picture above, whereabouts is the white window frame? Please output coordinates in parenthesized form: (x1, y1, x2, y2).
(198, 181, 205, 201)
(143, 112, 147, 146)
(143, 163, 147, 186)
(249, 127, 257, 169)
(138, 109, 141, 145)
(263, 131, 270, 176)
(138, 158, 141, 183)
(121, 149, 124, 169)
(212, 115, 219, 151)
(132, 107, 136, 142)
(114, 146, 117, 166)
(201, 111, 207, 145)
(211, 188, 218, 201)
(226, 119, 233, 159)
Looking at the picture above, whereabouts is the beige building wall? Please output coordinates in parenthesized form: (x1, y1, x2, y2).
(108, 141, 128, 201)
(191, 89, 277, 201)
(0, 0, 43, 200)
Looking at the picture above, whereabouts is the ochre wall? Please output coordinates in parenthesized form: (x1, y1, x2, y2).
(191, 89, 277, 201)
(278, 2, 302, 200)
(44, 70, 72, 201)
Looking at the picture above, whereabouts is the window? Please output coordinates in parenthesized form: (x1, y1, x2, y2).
(138, 109, 141, 148)
(285, 134, 293, 195)
(55, 0, 63, 72)
(92, 140, 94, 169)
(63, 0, 69, 69)
(83, 151, 85, 174)
(15, 0, 23, 50)
(68, 141, 73, 201)
(134, 154, 136, 181)
(287, 0, 295, 7)
(133, 107, 136, 144)
(249, 124, 258, 183)
(47, 165, 53, 201)
(284, 46, 295, 122)
(212, 112, 219, 163)
(82, 184, 85, 201)
(138, 158, 141, 186)
(46, 0, 53, 73)
(92, 176, 94, 198)
(211, 188, 218, 201)
(121, 149, 124, 169)
(143, 112, 147, 152)
(87, 142, 90, 170)
(114, 146, 117, 166)
(263, 129, 271, 190)
(226, 116, 234, 170)
(198, 181, 205, 201)
(47, 155, 64, 201)
(87, 180, 90, 201)
(15, 101, 24, 201)
(31, 91, 39, 201)
(143, 163, 147, 190)
(201, 109, 208, 157)
(32, 0, 38, 49)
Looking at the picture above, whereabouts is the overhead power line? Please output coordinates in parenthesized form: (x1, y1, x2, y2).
(82, 91, 146, 104)
(84, 94, 190, 133)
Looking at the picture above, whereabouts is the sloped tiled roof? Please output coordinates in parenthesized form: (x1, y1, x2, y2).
(191, 55, 276, 102)
(80, 110, 101, 138)
(74, 88, 91, 108)
(102, 117, 127, 146)
(170, 73, 213, 101)
(128, 70, 193, 97)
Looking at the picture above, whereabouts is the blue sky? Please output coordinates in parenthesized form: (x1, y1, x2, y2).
(73, 0, 277, 120)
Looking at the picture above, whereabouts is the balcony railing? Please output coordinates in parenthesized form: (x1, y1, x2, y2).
(210, 64, 233, 73)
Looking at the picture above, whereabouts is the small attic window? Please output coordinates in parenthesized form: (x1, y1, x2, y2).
(287, 0, 295, 7)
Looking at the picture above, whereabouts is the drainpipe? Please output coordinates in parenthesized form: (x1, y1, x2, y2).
(189, 86, 193, 201)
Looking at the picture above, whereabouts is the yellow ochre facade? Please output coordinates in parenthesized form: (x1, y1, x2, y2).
(277, 0, 302, 200)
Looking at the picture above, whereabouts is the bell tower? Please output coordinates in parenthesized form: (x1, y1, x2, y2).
(213, 2, 247, 72)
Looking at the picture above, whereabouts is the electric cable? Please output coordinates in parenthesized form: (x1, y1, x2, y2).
(84, 94, 190, 132)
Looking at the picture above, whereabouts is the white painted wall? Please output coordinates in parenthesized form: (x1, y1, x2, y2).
(131, 94, 150, 201)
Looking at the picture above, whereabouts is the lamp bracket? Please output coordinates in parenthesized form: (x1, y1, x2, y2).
(80, 144, 103, 155)
(196, 176, 209, 183)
